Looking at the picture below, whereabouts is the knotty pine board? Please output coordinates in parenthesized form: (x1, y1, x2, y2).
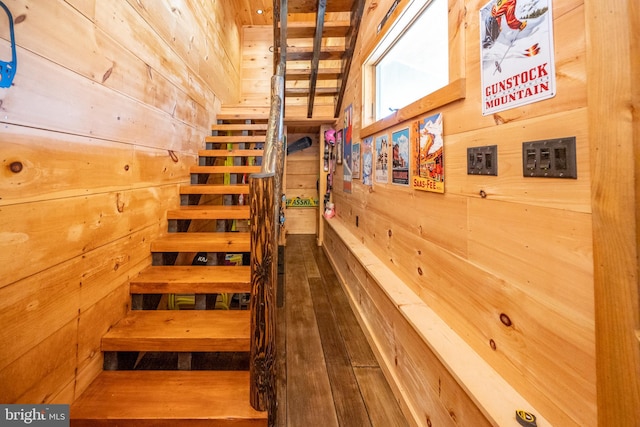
(0, 125, 195, 206)
(2, 49, 205, 152)
(0, 185, 176, 288)
(75, 283, 131, 399)
(0, 321, 78, 404)
(0, 227, 151, 371)
(7, 0, 213, 125)
(97, 0, 239, 105)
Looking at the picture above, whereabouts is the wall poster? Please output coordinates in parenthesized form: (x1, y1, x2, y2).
(343, 104, 353, 193)
(480, 0, 555, 115)
(411, 113, 444, 193)
(375, 134, 389, 184)
(352, 141, 361, 180)
(362, 136, 373, 187)
(336, 129, 343, 164)
(391, 128, 410, 185)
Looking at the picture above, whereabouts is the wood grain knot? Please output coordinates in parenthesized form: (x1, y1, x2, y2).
(9, 161, 23, 173)
(124, 164, 130, 171)
(426, 418, 432, 427)
(499, 313, 512, 327)
(489, 339, 497, 351)
(479, 189, 487, 198)
(417, 267, 423, 275)
(168, 150, 179, 162)
(387, 229, 392, 237)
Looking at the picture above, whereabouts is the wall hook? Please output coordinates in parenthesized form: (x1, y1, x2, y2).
(0, 1, 17, 88)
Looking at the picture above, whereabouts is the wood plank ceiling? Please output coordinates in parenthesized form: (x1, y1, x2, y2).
(274, 0, 365, 119)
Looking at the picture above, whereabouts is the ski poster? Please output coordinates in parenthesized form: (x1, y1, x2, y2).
(391, 128, 410, 185)
(343, 104, 353, 193)
(352, 141, 361, 179)
(336, 129, 343, 164)
(375, 134, 389, 183)
(480, 0, 555, 115)
(362, 136, 373, 186)
(412, 113, 444, 193)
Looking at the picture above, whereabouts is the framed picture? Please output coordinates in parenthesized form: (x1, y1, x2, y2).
(375, 134, 389, 183)
(362, 137, 373, 186)
(352, 141, 361, 179)
(343, 104, 353, 193)
(336, 129, 343, 164)
(391, 128, 410, 185)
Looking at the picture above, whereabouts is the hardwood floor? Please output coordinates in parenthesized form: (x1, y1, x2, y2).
(278, 234, 408, 427)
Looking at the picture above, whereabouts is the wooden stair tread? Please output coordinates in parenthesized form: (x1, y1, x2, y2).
(286, 21, 350, 38)
(151, 232, 250, 253)
(205, 135, 266, 144)
(217, 111, 270, 121)
(130, 265, 251, 294)
(167, 205, 250, 220)
(180, 184, 250, 195)
(211, 123, 268, 131)
(70, 370, 267, 426)
(287, 46, 344, 61)
(286, 87, 339, 97)
(102, 310, 250, 352)
(198, 149, 264, 157)
(286, 68, 342, 80)
(190, 165, 262, 174)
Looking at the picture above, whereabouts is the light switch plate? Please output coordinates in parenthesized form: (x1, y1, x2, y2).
(522, 137, 577, 178)
(467, 145, 498, 176)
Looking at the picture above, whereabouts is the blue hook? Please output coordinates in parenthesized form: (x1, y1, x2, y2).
(0, 1, 17, 88)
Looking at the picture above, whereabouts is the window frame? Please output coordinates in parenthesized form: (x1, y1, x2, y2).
(361, 0, 465, 138)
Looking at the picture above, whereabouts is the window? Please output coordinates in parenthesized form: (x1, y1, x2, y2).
(374, 0, 449, 120)
(362, 0, 464, 132)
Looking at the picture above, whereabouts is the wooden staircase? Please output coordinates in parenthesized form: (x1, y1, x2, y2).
(70, 116, 269, 426)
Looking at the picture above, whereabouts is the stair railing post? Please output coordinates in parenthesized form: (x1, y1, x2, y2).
(249, 57, 285, 421)
(249, 173, 276, 412)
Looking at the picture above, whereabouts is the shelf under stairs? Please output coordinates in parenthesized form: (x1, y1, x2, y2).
(70, 116, 269, 426)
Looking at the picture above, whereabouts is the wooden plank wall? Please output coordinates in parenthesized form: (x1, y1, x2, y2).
(321, 0, 635, 426)
(285, 132, 319, 234)
(0, 0, 243, 404)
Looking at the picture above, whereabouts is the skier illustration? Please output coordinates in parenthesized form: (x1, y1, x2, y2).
(482, 0, 528, 50)
(492, 0, 527, 32)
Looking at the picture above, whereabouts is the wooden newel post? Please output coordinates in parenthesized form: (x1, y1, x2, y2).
(249, 173, 277, 413)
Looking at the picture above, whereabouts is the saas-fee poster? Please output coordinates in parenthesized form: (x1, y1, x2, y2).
(412, 113, 444, 193)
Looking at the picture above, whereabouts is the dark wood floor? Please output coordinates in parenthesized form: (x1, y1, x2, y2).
(277, 234, 408, 427)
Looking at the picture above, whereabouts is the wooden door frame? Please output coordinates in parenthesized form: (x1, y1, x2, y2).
(587, 0, 640, 423)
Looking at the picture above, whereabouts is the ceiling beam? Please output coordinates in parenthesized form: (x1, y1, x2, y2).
(334, 0, 364, 118)
(307, 0, 327, 118)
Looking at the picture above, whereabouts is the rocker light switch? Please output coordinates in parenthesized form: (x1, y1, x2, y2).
(522, 137, 577, 178)
(467, 145, 498, 176)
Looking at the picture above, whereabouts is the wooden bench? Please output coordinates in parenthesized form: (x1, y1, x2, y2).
(323, 217, 552, 427)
